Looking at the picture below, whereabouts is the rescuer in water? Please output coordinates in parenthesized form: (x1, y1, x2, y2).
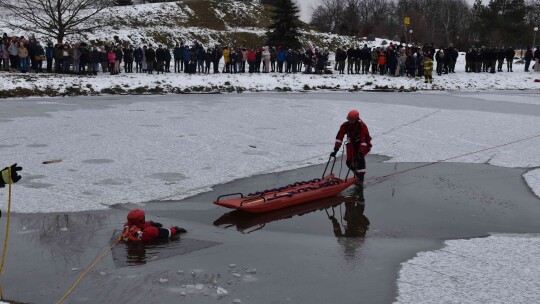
(122, 208, 186, 242)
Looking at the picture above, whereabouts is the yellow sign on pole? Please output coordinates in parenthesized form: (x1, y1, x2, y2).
(404, 17, 410, 25)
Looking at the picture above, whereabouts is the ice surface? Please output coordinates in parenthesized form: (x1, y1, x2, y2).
(1, 92, 539, 213)
(395, 234, 540, 304)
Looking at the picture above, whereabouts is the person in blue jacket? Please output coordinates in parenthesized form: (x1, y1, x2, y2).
(276, 47, 286, 73)
(45, 41, 55, 73)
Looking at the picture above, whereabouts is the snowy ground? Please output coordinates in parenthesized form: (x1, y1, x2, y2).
(1, 91, 540, 303)
(1, 51, 539, 95)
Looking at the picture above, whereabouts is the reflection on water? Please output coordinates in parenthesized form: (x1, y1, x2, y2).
(112, 234, 220, 267)
(213, 186, 370, 238)
(327, 187, 369, 260)
(327, 187, 369, 238)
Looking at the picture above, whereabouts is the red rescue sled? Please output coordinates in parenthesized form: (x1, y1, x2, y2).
(214, 174, 357, 213)
(214, 156, 358, 213)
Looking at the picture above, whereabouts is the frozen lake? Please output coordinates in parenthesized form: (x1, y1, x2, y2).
(1, 91, 540, 303)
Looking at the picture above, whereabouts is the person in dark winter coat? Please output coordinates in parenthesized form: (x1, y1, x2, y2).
(204, 48, 212, 74)
(99, 46, 108, 73)
(155, 45, 166, 74)
(89, 46, 101, 75)
(182, 46, 191, 73)
(505, 47, 515, 72)
(134, 46, 143, 73)
(211, 46, 221, 73)
(255, 46, 262, 73)
(524, 46, 533, 71)
(465, 48, 473, 72)
(164, 47, 171, 72)
(31, 41, 44, 73)
(197, 44, 205, 73)
(361, 45, 370, 74)
(335, 47, 346, 74)
(448, 44, 458, 73)
(534, 46, 540, 72)
(188, 46, 197, 74)
(435, 49, 444, 76)
(145, 45, 156, 74)
(45, 42, 54, 73)
(496, 47, 505, 72)
(173, 43, 182, 73)
(270, 46, 276, 72)
(123, 45, 134, 73)
(276, 47, 285, 73)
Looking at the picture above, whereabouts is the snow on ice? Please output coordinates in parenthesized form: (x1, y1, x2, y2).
(395, 234, 540, 304)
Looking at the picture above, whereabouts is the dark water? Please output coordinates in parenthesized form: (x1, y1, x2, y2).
(1, 155, 539, 304)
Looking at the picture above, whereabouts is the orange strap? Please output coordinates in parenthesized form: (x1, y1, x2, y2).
(121, 225, 141, 242)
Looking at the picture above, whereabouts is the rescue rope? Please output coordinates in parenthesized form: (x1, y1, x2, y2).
(366, 133, 540, 185)
(0, 168, 12, 300)
(56, 236, 122, 304)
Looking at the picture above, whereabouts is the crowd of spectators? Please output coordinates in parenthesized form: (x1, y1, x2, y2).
(2, 33, 540, 78)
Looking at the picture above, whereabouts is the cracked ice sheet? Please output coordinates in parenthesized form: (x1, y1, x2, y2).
(0, 93, 539, 213)
(395, 234, 540, 304)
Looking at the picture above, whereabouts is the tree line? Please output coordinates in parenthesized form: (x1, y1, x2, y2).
(309, 0, 540, 48)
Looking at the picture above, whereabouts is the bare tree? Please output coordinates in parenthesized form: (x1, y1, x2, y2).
(0, 0, 114, 43)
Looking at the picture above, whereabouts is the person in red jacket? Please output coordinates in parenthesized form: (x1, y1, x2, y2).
(122, 208, 186, 242)
(330, 110, 372, 186)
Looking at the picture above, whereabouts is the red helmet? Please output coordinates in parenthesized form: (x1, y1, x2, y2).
(347, 110, 359, 121)
(127, 208, 145, 225)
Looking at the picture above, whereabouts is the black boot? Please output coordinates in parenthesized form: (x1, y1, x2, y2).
(356, 174, 364, 187)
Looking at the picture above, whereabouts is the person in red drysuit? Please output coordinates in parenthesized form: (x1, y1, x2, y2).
(330, 110, 372, 185)
(122, 208, 186, 242)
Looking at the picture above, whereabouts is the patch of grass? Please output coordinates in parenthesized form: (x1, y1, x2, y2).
(184, 0, 226, 30)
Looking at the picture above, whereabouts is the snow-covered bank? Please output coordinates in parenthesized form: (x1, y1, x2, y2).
(395, 234, 540, 304)
(1, 68, 539, 98)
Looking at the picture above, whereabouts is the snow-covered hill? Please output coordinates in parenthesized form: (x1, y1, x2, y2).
(0, 0, 539, 97)
(0, 0, 358, 49)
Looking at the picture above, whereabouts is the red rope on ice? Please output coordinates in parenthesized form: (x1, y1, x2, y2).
(366, 133, 540, 183)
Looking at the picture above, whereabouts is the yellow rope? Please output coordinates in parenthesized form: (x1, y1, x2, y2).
(0, 168, 13, 300)
(56, 237, 121, 304)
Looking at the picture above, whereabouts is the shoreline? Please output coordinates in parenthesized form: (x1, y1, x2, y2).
(1, 70, 539, 98)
